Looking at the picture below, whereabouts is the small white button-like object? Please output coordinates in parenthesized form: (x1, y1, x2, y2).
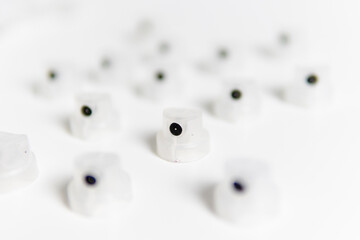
(268, 31, 295, 56)
(33, 64, 80, 98)
(129, 18, 156, 44)
(259, 28, 306, 58)
(67, 152, 132, 217)
(284, 66, 332, 108)
(0, 132, 38, 193)
(156, 108, 210, 163)
(86, 50, 133, 85)
(127, 20, 180, 63)
(139, 37, 181, 64)
(136, 64, 185, 102)
(69, 93, 117, 139)
(213, 159, 279, 226)
(213, 81, 262, 122)
(198, 44, 242, 75)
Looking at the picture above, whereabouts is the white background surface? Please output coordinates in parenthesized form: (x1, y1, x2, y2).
(0, 0, 359, 239)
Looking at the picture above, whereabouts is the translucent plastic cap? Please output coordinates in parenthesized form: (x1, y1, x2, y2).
(284, 66, 332, 108)
(156, 108, 210, 163)
(33, 63, 81, 98)
(213, 81, 262, 122)
(67, 152, 132, 217)
(0, 132, 38, 193)
(69, 93, 117, 139)
(137, 63, 184, 102)
(213, 159, 279, 226)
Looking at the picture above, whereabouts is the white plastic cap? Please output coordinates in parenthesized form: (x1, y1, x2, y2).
(0, 132, 38, 193)
(129, 18, 156, 44)
(213, 159, 279, 226)
(86, 50, 134, 85)
(156, 108, 210, 163)
(138, 36, 179, 64)
(137, 64, 184, 102)
(284, 66, 332, 108)
(67, 152, 132, 217)
(197, 44, 244, 75)
(33, 63, 81, 98)
(258, 27, 307, 59)
(69, 93, 117, 139)
(213, 81, 262, 122)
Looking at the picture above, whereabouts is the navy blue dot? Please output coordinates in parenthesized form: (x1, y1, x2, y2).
(233, 181, 245, 192)
(85, 175, 96, 185)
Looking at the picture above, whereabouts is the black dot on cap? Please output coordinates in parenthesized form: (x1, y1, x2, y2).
(84, 175, 97, 185)
(231, 89, 242, 100)
(169, 122, 182, 136)
(48, 70, 57, 80)
(159, 42, 170, 54)
(279, 32, 290, 45)
(307, 74, 318, 85)
(81, 105, 92, 117)
(155, 71, 165, 81)
(233, 181, 245, 192)
(101, 57, 111, 69)
(218, 48, 228, 59)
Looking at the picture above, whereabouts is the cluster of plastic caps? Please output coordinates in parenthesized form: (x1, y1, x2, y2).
(0, 18, 332, 225)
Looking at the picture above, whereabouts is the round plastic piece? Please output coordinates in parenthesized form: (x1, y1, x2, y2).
(69, 93, 117, 139)
(0, 132, 38, 193)
(138, 36, 181, 64)
(156, 108, 210, 163)
(67, 152, 132, 217)
(86, 50, 134, 85)
(259, 27, 306, 58)
(213, 81, 262, 122)
(213, 159, 279, 226)
(128, 18, 156, 45)
(197, 44, 243, 75)
(136, 63, 185, 102)
(33, 63, 81, 98)
(284, 66, 332, 108)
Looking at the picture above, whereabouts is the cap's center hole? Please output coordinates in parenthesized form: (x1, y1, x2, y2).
(156, 71, 165, 81)
(279, 32, 290, 45)
(101, 57, 111, 69)
(81, 105, 92, 117)
(307, 74, 318, 85)
(233, 181, 245, 192)
(85, 175, 97, 185)
(231, 89, 242, 100)
(159, 42, 170, 54)
(218, 48, 228, 59)
(48, 70, 57, 80)
(169, 122, 182, 136)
